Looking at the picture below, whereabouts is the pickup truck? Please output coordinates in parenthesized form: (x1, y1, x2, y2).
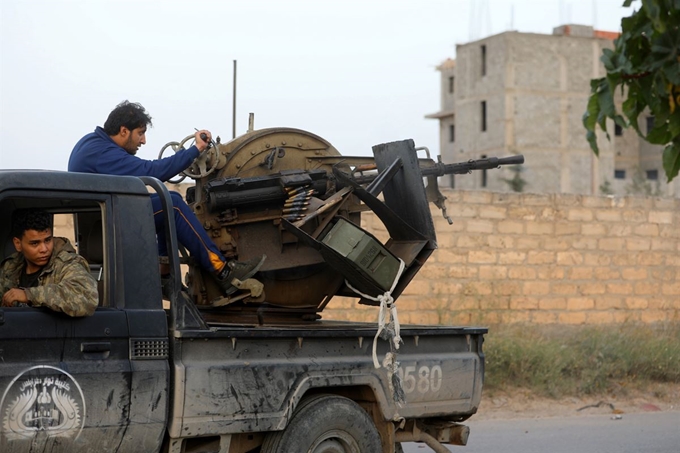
(0, 168, 486, 453)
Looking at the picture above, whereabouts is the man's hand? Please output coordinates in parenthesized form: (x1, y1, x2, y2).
(194, 130, 213, 152)
(1, 288, 29, 307)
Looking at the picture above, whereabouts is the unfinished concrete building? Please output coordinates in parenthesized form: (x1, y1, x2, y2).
(427, 24, 679, 198)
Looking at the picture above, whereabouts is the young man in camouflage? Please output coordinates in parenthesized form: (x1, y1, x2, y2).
(0, 209, 98, 317)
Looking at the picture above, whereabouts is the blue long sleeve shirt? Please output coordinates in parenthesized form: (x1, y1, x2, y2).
(68, 127, 200, 182)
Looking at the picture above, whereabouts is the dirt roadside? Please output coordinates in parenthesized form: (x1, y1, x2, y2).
(473, 382, 680, 420)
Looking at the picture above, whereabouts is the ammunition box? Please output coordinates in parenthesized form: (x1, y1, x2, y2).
(321, 218, 400, 292)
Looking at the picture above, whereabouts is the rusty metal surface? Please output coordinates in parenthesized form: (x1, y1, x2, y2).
(182, 128, 443, 318)
(187, 128, 354, 311)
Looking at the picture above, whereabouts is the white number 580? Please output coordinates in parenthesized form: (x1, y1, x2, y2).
(398, 364, 442, 394)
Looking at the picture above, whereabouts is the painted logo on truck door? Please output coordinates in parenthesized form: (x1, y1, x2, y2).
(0, 365, 85, 441)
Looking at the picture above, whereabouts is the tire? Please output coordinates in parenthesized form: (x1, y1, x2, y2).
(261, 394, 383, 453)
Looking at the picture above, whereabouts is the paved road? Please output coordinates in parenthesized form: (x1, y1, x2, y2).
(401, 411, 680, 453)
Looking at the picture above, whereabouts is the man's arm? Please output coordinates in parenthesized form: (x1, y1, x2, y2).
(0, 261, 17, 304)
(97, 144, 200, 182)
(2, 288, 28, 306)
(96, 130, 212, 181)
(23, 256, 98, 317)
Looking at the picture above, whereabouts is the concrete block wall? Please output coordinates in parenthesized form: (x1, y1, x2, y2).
(322, 189, 680, 326)
(53, 187, 679, 326)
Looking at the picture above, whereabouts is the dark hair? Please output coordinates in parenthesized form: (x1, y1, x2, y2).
(103, 100, 153, 136)
(12, 209, 53, 239)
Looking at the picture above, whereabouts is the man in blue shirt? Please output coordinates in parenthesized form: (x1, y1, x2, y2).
(69, 100, 264, 296)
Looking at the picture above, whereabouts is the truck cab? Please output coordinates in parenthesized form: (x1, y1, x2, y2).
(0, 171, 169, 452)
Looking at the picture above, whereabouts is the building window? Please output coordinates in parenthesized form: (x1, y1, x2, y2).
(646, 169, 658, 180)
(481, 154, 488, 187)
(646, 116, 655, 133)
(448, 76, 455, 93)
(614, 123, 623, 136)
(614, 169, 626, 179)
(449, 124, 455, 142)
(481, 101, 487, 132)
(481, 45, 487, 76)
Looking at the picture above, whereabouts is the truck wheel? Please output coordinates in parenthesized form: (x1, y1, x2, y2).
(261, 394, 382, 453)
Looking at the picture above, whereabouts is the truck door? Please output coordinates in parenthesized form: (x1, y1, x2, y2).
(0, 194, 134, 453)
(0, 307, 132, 452)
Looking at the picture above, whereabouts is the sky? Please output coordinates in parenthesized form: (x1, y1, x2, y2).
(0, 0, 634, 170)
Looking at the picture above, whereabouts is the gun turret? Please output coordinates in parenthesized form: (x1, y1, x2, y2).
(176, 127, 525, 321)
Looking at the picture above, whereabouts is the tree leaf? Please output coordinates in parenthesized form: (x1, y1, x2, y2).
(642, 0, 665, 32)
(614, 114, 628, 128)
(668, 110, 680, 137)
(636, 79, 657, 110)
(651, 30, 680, 63)
(601, 48, 616, 71)
(662, 141, 680, 181)
(663, 63, 680, 85)
(597, 82, 616, 118)
(586, 130, 600, 156)
(646, 124, 672, 144)
(583, 91, 601, 131)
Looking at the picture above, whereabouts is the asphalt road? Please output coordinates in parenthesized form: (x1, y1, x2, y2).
(401, 411, 680, 453)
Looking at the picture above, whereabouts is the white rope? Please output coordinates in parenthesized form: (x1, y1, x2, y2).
(344, 258, 406, 369)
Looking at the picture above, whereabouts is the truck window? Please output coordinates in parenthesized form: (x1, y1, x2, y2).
(74, 211, 106, 305)
(0, 197, 107, 307)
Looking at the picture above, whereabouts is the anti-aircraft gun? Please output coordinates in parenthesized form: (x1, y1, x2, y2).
(160, 126, 523, 323)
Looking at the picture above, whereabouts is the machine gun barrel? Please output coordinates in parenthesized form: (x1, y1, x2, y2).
(351, 154, 524, 185)
(200, 155, 524, 212)
(428, 154, 524, 177)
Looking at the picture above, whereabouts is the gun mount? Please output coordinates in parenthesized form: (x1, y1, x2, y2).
(163, 127, 523, 322)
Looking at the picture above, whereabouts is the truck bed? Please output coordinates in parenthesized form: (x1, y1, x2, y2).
(169, 320, 486, 438)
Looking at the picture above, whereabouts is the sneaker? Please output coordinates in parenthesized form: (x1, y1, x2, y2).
(217, 255, 266, 295)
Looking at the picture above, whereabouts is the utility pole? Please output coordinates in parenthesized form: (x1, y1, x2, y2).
(232, 60, 237, 139)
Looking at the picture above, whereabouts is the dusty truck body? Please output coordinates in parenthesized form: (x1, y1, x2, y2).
(0, 130, 521, 453)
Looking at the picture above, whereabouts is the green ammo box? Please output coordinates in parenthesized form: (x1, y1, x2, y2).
(321, 217, 400, 292)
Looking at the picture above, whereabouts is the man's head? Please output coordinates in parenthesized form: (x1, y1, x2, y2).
(103, 100, 153, 155)
(12, 209, 54, 272)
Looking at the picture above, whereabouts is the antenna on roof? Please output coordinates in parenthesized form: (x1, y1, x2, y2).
(468, 0, 476, 41)
(510, 4, 514, 30)
(485, 0, 492, 36)
(469, 0, 492, 40)
(567, 3, 572, 23)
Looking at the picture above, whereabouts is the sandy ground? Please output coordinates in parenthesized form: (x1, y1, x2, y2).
(474, 383, 680, 420)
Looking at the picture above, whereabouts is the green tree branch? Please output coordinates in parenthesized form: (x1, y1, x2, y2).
(584, 0, 680, 181)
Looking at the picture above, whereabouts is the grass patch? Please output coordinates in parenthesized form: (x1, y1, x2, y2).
(483, 323, 680, 398)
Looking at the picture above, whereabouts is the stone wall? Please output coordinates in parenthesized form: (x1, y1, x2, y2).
(53, 188, 679, 325)
(322, 189, 680, 326)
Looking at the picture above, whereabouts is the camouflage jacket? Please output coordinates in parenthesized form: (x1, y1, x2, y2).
(0, 237, 98, 316)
